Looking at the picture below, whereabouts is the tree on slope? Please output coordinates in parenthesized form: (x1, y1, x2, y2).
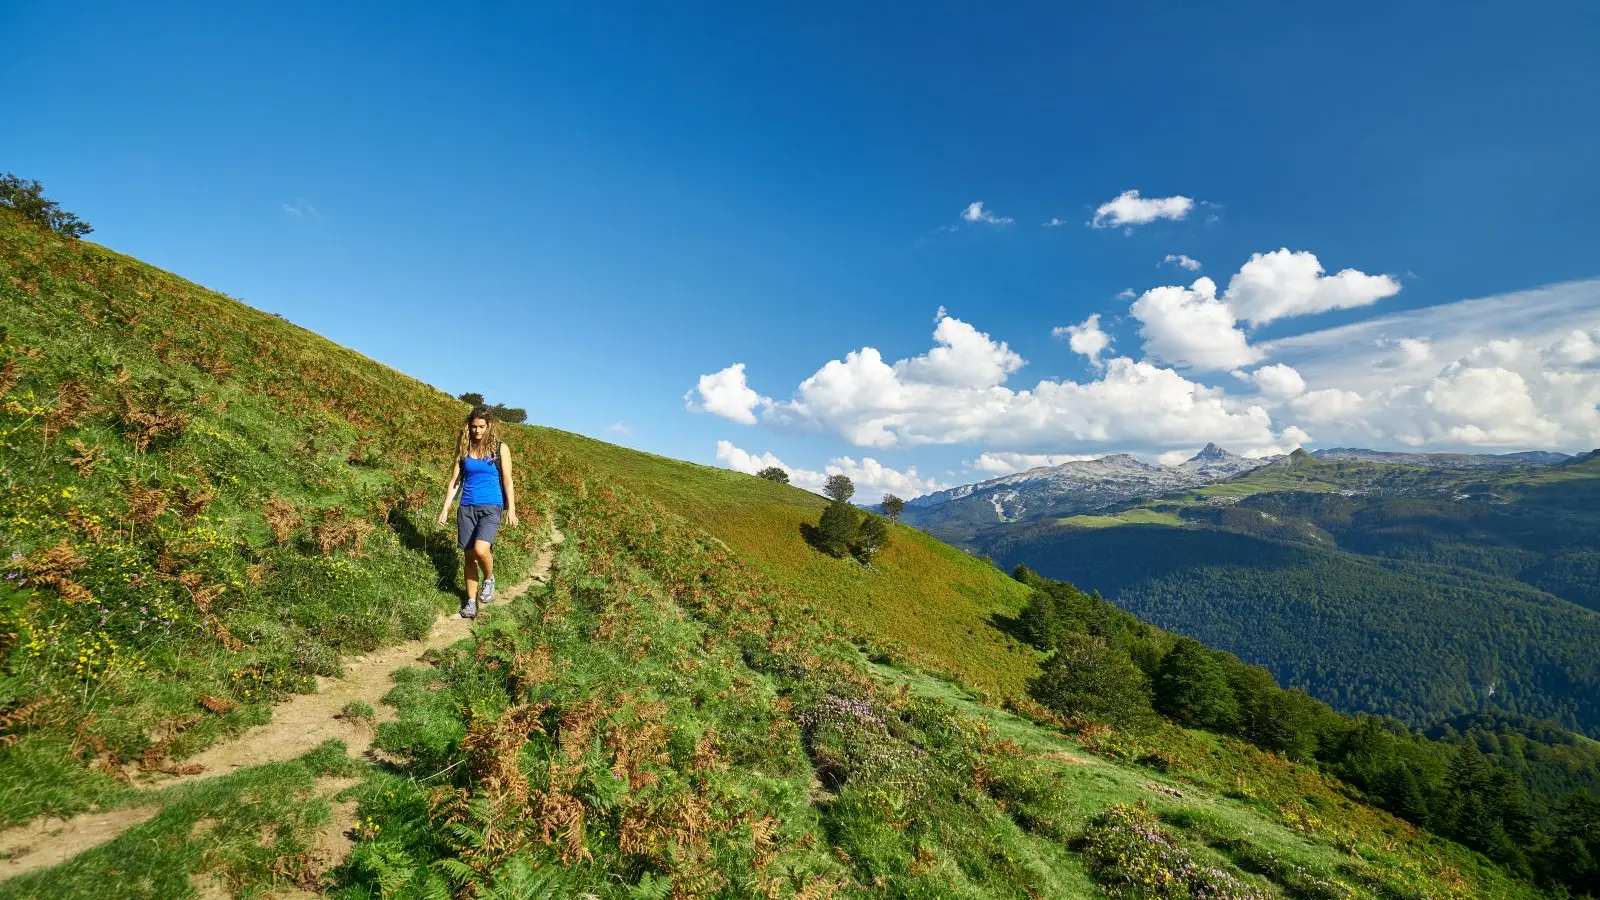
(816, 499, 859, 558)
(1, 173, 92, 238)
(823, 474, 854, 503)
(756, 466, 789, 484)
(852, 513, 889, 563)
(880, 494, 905, 522)
(1155, 638, 1241, 732)
(1029, 632, 1156, 729)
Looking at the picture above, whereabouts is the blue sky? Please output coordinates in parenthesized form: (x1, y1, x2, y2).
(8, 1, 1599, 499)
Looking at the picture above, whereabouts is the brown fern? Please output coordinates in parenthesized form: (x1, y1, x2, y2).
(42, 379, 98, 442)
(124, 480, 170, 526)
(0, 358, 20, 396)
(0, 696, 53, 747)
(262, 496, 300, 545)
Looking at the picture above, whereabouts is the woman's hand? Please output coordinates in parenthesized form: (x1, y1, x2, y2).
(437, 509, 449, 527)
(506, 510, 519, 528)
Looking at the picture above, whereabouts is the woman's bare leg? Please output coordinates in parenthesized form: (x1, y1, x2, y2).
(472, 540, 494, 583)
(463, 549, 481, 601)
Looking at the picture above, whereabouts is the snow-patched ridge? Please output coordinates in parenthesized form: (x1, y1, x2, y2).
(904, 444, 1270, 525)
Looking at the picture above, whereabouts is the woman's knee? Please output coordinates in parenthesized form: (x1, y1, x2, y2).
(472, 540, 494, 561)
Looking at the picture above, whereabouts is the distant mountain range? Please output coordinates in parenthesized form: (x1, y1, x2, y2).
(899, 444, 1579, 543)
(902, 443, 1268, 528)
(1311, 447, 1574, 467)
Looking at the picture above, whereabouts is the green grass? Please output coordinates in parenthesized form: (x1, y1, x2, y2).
(1057, 508, 1185, 528)
(0, 740, 362, 899)
(521, 426, 1040, 696)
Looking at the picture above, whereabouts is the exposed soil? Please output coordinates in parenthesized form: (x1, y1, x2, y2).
(0, 805, 161, 881)
(1036, 750, 1095, 766)
(0, 529, 562, 888)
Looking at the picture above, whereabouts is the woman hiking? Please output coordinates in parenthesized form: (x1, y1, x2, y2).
(437, 405, 518, 618)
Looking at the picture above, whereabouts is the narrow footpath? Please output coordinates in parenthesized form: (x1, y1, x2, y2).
(0, 528, 564, 886)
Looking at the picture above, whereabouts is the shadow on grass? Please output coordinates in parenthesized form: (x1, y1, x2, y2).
(987, 611, 1037, 648)
(798, 522, 843, 558)
(389, 509, 463, 597)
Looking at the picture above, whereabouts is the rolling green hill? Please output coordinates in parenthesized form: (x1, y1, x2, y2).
(0, 206, 1585, 897)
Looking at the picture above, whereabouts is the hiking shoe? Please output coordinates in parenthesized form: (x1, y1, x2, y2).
(460, 599, 477, 619)
(478, 577, 497, 605)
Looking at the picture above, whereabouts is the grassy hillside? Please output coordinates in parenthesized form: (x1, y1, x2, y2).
(0, 208, 1570, 897)
(503, 428, 1039, 696)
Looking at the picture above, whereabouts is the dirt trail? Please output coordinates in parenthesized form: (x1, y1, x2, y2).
(0, 807, 161, 881)
(0, 528, 563, 885)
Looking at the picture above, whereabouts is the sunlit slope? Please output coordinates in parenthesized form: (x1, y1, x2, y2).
(0, 209, 551, 824)
(511, 427, 1039, 695)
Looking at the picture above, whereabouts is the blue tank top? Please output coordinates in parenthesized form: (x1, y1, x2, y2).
(459, 448, 504, 507)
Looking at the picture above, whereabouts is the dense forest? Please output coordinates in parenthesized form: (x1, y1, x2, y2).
(1181, 471, 1600, 614)
(1014, 569, 1600, 896)
(988, 523, 1600, 735)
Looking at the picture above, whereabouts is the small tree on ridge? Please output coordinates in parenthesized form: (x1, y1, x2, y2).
(756, 466, 790, 484)
(880, 494, 905, 522)
(823, 474, 854, 503)
(1, 173, 92, 238)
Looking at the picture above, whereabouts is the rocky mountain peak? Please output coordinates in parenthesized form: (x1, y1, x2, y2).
(1189, 442, 1229, 462)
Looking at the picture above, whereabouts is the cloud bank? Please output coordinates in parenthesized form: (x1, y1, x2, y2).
(689, 270, 1600, 460)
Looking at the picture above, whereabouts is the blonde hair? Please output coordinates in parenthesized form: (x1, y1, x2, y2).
(454, 405, 502, 461)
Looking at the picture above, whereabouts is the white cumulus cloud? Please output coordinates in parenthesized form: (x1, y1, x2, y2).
(1291, 389, 1369, 423)
(896, 316, 1025, 388)
(1223, 249, 1401, 327)
(1242, 363, 1307, 400)
(1396, 338, 1434, 367)
(1091, 190, 1194, 229)
(685, 363, 768, 425)
(961, 201, 1014, 225)
(1130, 277, 1262, 372)
(691, 278, 1600, 473)
(706, 312, 1286, 454)
(1545, 328, 1600, 366)
(1052, 313, 1113, 368)
(1163, 254, 1203, 271)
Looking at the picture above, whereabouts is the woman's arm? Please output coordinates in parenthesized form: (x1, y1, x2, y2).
(499, 442, 518, 528)
(437, 457, 462, 526)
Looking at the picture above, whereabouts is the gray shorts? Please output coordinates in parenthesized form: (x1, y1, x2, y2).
(456, 504, 503, 549)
